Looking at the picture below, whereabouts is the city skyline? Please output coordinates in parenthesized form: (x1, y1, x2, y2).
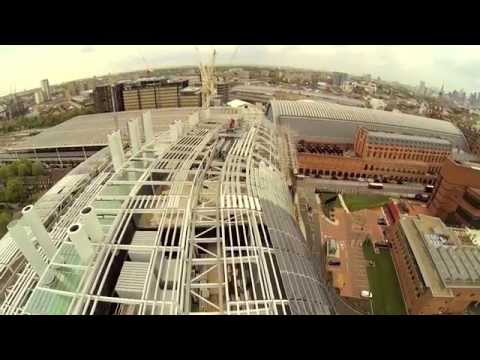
(1, 45, 480, 97)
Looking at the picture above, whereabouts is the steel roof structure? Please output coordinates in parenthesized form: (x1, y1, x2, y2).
(0, 107, 331, 315)
(267, 100, 468, 150)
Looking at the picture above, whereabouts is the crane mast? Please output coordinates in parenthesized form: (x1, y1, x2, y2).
(198, 48, 217, 109)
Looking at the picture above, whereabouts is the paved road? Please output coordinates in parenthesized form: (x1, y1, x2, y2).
(302, 177, 425, 196)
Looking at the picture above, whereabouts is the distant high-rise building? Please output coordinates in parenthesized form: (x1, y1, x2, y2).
(122, 78, 188, 111)
(438, 83, 445, 98)
(93, 85, 115, 113)
(34, 90, 44, 105)
(216, 81, 231, 105)
(41, 79, 51, 101)
(331, 72, 349, 87)
(416, 81, 426, 96)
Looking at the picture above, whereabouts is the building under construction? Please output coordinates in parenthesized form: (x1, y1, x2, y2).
(0, 106, 331, 315)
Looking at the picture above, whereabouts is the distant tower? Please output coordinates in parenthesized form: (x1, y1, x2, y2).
(439, 82, 445, 98)
(41, 79, 51, 101)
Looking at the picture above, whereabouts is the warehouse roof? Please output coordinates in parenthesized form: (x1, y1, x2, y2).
(8, 108, 199, 150)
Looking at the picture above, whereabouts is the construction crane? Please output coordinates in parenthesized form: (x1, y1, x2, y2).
(229, 45, 240, 66)
(141, 56, 153, 76)
(196, 47, 217, 109)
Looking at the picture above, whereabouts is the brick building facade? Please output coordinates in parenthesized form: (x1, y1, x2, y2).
(427, 157, 480, 229)
(297, 128, 452, 185)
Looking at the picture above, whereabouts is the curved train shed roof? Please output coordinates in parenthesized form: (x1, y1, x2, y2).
(267, 100, 468, 150)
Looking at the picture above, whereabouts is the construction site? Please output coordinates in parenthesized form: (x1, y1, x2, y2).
(0, 50, 332, 315)
(0, 106, 331, 315)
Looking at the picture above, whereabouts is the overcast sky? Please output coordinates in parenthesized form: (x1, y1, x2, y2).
(1, 45, 480, 96)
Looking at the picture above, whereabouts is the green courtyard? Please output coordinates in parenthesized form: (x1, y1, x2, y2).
(363, 240, 406, 315)
(342, 194, 391, 212)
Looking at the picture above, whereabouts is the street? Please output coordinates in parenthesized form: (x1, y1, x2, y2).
(302, 177, 425, 197)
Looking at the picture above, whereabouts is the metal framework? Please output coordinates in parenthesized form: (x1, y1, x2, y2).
(1, 107, 331, 315)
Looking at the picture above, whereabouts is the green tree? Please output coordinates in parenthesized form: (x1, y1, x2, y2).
(17, 162, 31, 177)
(31, 162, 46, 176)
(19, 160, 33, 175)
(5, 178, 26, 203)
(0, 166, 8, 182)
(6, 163, 18, 178)
(0, 211, 12, 237)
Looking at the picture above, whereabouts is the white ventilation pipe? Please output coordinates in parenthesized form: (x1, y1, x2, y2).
(190, 111, 199, 126)
(135, 117, 143, 146)
(79, 206, 104, 243)
(175, 120, 183, 137)
(113, 131, 125, 164)
(8, 220, 54, 284)
(22, 205, 57, 261)
(128, 119, 141, 154)
(68, 223, 94, 264)
(143, 111, 154, 144)
(108, 132, 123, 172)
(169, 123, 178, 142)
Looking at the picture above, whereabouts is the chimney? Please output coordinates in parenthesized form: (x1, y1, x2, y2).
(8, 220, 55, 284)
(68, 223, 94, 264)
(143, 110, 154, 144)
(21, 205, 57, 261)
(79, 206, 104, 243)
(128, 119, 141, 154)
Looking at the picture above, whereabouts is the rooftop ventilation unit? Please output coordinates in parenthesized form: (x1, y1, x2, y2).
(22, 205, 58, 262)
(142, 110, 154, 144)
(79, 206, 104, 243)
(115, 261, 157, 300)
(128, 118, 141, 154)
(67, 223, 94, 264)
(7, 219, 55, 284)
(108, 130, 124, 173)
(169, 123, 178, 142)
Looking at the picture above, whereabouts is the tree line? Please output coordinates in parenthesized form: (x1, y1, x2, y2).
(0, 160, 46, 237)
(0, 107, 94, 134)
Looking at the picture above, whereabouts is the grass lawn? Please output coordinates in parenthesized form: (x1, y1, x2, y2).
(342, 194, 390, 212)
(363, 241, 406, 315)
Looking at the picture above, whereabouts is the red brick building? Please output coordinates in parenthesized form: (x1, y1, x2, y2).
(297, 128, 452, 185)
(387, 214, 480, 314)
(428, 157, 480, 229)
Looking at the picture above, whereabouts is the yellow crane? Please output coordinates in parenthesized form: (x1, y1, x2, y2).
(196, 47, 217, 109)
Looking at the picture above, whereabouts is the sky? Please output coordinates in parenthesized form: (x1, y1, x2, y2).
(1, 45, 480, 97)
